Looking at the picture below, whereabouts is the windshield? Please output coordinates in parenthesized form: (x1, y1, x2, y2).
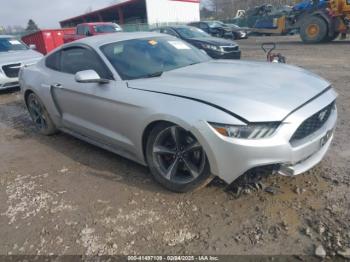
(0, 38, 28, 52)
(176, 27, 210, 39)
(101, 37, 210, 80)
(228, 24, 240, 29)
(94, 24, 122, 33)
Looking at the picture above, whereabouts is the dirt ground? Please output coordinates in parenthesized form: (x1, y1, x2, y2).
(0, 35, 349, 259)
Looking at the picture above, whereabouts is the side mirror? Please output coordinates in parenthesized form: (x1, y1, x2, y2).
(75, 70, 109, 84)
(29, 44, 36, 50)
(86, 31, 92, 37)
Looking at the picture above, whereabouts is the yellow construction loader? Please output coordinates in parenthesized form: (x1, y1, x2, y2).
(250, 0, 350, 43)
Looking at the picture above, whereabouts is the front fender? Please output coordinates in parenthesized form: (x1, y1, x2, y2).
(138, 95, 246, 176)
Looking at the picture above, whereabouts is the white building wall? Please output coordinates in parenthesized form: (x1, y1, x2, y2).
(145, 0, 200, 25)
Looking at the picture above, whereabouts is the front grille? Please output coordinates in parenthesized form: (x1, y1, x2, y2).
(222, 46, 239, 52)
(2, 63, 21, 78)
(3, 81, 19, 87)
(290, 102, 335, 142)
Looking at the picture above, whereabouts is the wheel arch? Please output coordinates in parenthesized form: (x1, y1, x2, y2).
(141, 118, 218, 176)
(24, 89, 35, 107)
(296, 11, 330, 25)
(141, 119, 192, 162)
(142, 120, 170, 162)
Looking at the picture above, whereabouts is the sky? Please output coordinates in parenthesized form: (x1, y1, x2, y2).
(0, 0, 209, 29)
(0, 0, 120, 28)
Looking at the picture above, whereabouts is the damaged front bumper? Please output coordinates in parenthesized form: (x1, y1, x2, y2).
(195, 88, 337, 184)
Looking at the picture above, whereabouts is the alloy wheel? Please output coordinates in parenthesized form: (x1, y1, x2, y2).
(152, 126, 206, 184)
(28, 94, 48, 131)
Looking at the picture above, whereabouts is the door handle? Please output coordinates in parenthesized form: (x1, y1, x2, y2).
(51, 83, 63, 89)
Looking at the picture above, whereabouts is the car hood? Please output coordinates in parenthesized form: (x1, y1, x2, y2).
(189, 37, 237, 47)
(0, 49, 43, 65)
(211, 26, 231, 32)
(128, 60, 331, 122)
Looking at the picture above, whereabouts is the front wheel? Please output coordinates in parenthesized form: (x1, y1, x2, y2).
(146, 123, 213, 193)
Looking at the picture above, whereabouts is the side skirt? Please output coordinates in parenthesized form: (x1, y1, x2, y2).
(59, 127, 147, 167)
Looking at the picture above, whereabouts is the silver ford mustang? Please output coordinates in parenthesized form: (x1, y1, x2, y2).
(19, 32, 337, 192)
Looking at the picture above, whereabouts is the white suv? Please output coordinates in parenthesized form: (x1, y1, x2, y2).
(0, 35, 42, 90)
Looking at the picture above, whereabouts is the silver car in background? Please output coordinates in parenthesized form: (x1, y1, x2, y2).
(19, 32, 337, 192)
(0, 35, 42, 90)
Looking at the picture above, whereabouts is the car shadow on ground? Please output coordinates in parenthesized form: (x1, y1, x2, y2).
(0, 87, 20, 95)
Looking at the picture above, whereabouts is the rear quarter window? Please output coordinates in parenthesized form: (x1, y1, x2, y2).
(45, 51, 61, 71)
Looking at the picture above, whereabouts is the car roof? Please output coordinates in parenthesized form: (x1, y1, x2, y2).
(204, 20, 221, 23)
(80, 22, 117, 26)
(72, 31, 167, 47)
(160, 25, 193, 30)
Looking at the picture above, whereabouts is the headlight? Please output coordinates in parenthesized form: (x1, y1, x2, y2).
(201, 44, 222, 52)
(209, 122, 280, 139)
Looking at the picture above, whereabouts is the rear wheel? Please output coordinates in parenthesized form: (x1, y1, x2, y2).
(26, 93, 57, 135)
(146, 123, 213, 193)
(300, 16, 328, 43)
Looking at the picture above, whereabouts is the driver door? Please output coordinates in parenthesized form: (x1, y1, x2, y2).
(48, 46, 126, 148)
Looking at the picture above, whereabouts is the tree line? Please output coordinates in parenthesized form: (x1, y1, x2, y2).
(0, 19, 39, 35)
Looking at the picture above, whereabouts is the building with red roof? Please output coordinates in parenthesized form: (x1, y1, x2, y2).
(60, 0, 200, 28)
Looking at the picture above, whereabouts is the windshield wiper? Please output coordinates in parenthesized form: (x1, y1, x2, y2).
(142, 71, 164, 79)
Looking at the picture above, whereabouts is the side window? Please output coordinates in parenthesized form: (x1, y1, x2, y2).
(83, 26, 91, 36)
(199, 23, 208, 30)
(76, 25, 84, 35)
(163, 28, 178, 37)
(45, 51, 61, 71)
(60, 47, 112, 79)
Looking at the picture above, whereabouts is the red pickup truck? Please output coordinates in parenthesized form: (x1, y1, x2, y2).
(63, 22, 122, 43)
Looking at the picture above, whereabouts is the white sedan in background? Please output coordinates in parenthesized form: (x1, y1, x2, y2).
(0, 35, 42, 90)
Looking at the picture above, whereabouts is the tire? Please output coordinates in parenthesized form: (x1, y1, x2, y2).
(146, 123, 213, 193)
(26, 92, 57, 136)
(300, 16, 328, 43)
(324, 32, 340, 42)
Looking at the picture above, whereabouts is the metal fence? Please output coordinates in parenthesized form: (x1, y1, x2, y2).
(122, 22, 188, 32)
